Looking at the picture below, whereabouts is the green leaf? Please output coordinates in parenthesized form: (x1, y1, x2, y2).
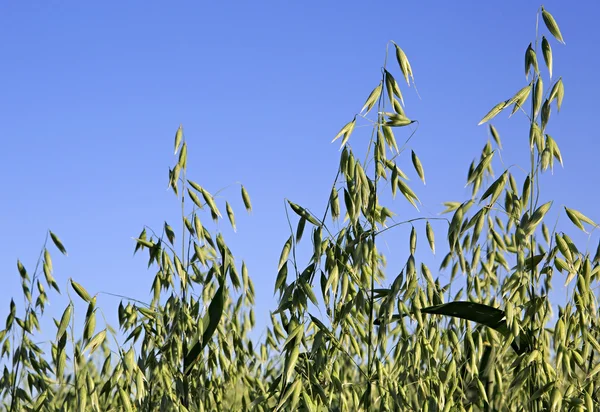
(529, 381, 555, 403)
(184, 283, 225, 375)
(421, 301, 530, 354)
(49, 231, 68, 256)
(519, 254, 546, 272)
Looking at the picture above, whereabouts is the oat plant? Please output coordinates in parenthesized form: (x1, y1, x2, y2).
(1, 5, 599, 412)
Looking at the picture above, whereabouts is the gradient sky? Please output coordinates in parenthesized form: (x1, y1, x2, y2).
(1, 1, 598, 342)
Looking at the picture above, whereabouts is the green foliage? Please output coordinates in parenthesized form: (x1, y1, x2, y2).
(1, 5, 599, 412)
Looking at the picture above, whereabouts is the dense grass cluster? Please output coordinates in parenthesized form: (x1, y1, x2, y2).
(2, 6, 599, 411)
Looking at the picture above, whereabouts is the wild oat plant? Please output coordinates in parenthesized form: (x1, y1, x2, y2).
(1, 6, 599, 412)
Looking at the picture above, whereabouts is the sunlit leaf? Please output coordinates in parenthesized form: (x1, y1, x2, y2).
(184, 283, 225, 375)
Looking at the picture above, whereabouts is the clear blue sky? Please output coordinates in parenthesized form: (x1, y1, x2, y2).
(1, 1, 598, 340)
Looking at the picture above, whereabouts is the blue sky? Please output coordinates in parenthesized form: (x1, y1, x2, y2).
(1, 1, 598, 342)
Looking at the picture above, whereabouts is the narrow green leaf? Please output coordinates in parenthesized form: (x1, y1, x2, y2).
(421, 301, 531, 354)
(530, 381, 555, 403)
(184, 283, 225, 375)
